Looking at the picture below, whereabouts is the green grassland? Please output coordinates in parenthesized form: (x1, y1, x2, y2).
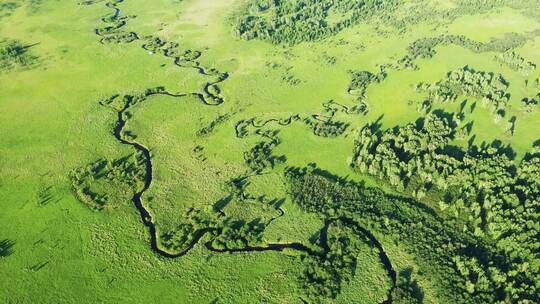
(1, 0, 539, 303)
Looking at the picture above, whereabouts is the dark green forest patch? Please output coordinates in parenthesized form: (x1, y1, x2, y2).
(234, 0, 398, 45)
(286, 164, 539, 303)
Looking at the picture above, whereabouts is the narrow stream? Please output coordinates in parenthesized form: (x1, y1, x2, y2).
(87, 1, 398, 303)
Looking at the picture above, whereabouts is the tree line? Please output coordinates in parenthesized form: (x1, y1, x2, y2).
(348, 110, 539, 303)
(495, 51, 536, 75)
(234, 0, 398, 45)
(416, 66, 510, 123)
(286, 164, 539, 303)
(398, 33, 536, 70)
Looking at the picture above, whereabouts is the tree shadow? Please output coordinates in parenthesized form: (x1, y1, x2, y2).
(467, 134, 476, 149)
(459, 99, 468, 113)
(213, 195, 232, 212)
(442, 145, 465, 160)
(467, 140, 516, 160)
(470, 101, 477, 113)
(370, 114, 385, 134)
(393, 267, 424, 303)
(0, 239, 15, 257)
(267, 197, 286, 209)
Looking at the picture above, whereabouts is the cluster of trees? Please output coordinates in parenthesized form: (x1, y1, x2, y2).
(0, 39, 39, 72)
(159, 197, 273, 253)
(348, 69, 386, 98)
(392, 268, 423, 304)
(450, 0, 540, 19)
(244, 139, 285, 173)
(233, 117, 284, 138)
(210, 218, 266, 250)
(234, 119, 252, 138)
(235, 112, 349, 141)
(347, 111, 539, 302)
(141, 35, 166, 53)
(321, 100, 366, 116)
(495, 51, 536, 75)
(346, 69, 387, 115)
(383, 0, 540, 32)
(197, 113, 231, 137)
(285, 165, 539, 303)
(233, 0, 539, 45)
(99, 87, 168, 112)
(70, 154, 146, 210)
(398, 33, 533, 70)
(303, 117, 349, 138)
(96, 20, 138, 44)
(158, 173, 287, 254)
(321, 53, 337, 65)
(157, 175, 279, 253)
(234, 0, 397, 45)
(142, 35, 203, 63)
(299, 220, 371, 301)
(281, 73, 301, 86)
(416, 67, 510, 120)
(521, 92, 539, 112)
(350, 111, 456, 193)
(168, 45, 202, 63)
(160, 213, 268, 253)
(193, 145, 207, 162)
(159, 208, 216, 252)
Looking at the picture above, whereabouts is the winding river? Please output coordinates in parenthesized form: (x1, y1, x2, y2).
(81, 0, 398, 302)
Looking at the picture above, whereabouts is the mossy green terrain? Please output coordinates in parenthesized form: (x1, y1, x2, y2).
(1, 0, 539, 303)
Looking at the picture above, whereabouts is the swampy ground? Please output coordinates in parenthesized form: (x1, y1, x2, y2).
(1, 1, 539, 303)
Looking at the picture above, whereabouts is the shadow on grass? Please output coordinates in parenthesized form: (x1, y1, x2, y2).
(0, 239, 15, 257)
